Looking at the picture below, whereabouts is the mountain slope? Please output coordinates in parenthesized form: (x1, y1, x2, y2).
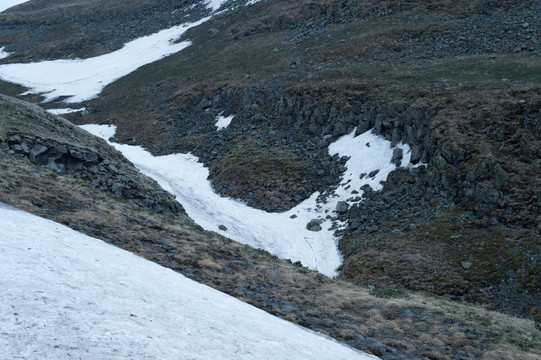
(2, 93, 541, 359)
(28, 0, 539, 318)
(0, 203, 377, 360)
(0, 0, 540, 351)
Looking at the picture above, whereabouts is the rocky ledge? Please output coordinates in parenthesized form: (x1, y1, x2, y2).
(1, 134, 184, 215)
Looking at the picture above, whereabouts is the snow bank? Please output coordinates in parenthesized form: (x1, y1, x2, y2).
(0, 0, 29, 13)
(0, 18, 208, 103)
(0, 203, 377, 360)
(80, 125, 411, 277)
(46, 107, 86, 115)
(215, 114, 234, 129)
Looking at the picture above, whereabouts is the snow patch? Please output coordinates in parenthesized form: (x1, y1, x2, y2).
(328, 128, 411, 202)
(215, 114, 234, 129)
(205, 0, 229, 11)
(0, 0, 29, 13)
(46, 107, 86, 115)
(81, 125, 411, 277)
(0, 18, 208, 103)
(0, 203, 377, 360)
(0, 47, 12, 59)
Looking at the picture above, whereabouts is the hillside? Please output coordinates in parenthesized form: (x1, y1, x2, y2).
(3, 0, 538, 318)
(2, 92, 541, 360)
(1, 203, 375, 360)
(0, 0, 540, 358)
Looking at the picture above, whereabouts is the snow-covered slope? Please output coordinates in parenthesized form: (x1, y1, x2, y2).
(0, 0, 30, 13)
(0, 0, 256, 103)
(0, 19, 207, 103)
(0, 203, 377, 360)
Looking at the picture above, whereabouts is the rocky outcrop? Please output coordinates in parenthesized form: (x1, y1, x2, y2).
(1, 134, 184, 215)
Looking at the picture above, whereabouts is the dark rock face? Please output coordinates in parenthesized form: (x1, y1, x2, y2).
(2, 134, 184, 215)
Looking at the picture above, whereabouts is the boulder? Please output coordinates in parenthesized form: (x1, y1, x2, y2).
(391, 148, 403, 164)
(336, 201, 348, 214)
(306, 219, 323, 232)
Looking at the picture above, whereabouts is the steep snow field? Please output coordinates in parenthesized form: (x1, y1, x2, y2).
(0, 0, 29, 13)
(81, 125, 411, 276)
(0, 203, 377, 360)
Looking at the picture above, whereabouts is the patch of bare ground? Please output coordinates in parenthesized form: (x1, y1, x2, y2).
(1, 149, 540, 359)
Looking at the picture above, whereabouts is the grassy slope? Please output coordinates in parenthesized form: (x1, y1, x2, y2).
(1, 95, 541, 359)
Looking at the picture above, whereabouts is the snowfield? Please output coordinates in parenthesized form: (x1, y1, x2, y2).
(0, 203, 377, 360)
(0, 18, 207, 103)
(81, 125, 411, 277)
(0, 0, 263, 103)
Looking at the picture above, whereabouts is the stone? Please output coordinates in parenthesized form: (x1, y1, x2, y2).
(336, 201, 348, 214)
(29, 144, 48, 164)
(218, 224, 227, 231)
(391, 148, 403, 164)
(84, 152, 99, 165)
(250, 113, 266, 123)
(111, 182, 126, 196)
(69, 148, 85, 160)
(367, 224, 379, 233)
(8, 135, 22, 144)
(410, 145, 421, 164)
(368, 169, 380, 178)
(12, 144, 25, 155)
(20, 142, 31, 154)
(306, 219, 323, 232)
(461, 261, 472, 270)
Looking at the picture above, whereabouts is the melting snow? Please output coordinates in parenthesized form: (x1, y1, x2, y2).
(46, 107, 86, 115)
(0, 0, 412, 277)
(81, 125, 411, 277)
(215, 114, 234, 129)
(0, 47, 12, 60)
(0, 18, 208, 103)
(0, 203, 377, 360)
(0, 0, 29, 13)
